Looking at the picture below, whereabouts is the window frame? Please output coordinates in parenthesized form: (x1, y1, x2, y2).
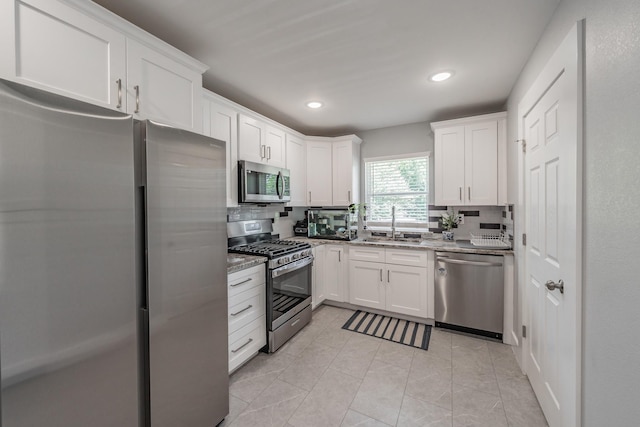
(363, 152, 430, 231)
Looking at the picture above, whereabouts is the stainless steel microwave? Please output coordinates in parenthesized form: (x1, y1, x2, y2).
(238, 160, 291, 203)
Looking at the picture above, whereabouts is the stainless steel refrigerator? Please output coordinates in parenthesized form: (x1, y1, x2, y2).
(0, 79, 229, 426)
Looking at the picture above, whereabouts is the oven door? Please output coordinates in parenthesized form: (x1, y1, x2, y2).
(239, 160, 291, 203)
(268, 256, 312, 330)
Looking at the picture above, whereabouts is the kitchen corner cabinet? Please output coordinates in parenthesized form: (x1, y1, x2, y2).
(238, 114, 286, 167)
(202, 93, 238, 207)
(323, 245, 349, 302)
(0, 0, 207, 132)
(349, 246, 428, 318)
(432, 112, 507, 206)
(286, 134, 308, 206)
(311, 245, 326, 309)
(306, 135, 362, 207)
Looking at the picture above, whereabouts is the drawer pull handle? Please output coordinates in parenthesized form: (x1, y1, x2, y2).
(291, 319, 301, 327)
(230, 304, 253, 316)
(230, 278, 252, 287)
(231, 338, 253, 353)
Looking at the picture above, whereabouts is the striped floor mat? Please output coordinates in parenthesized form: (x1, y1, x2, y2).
(342, 310, 431, 350)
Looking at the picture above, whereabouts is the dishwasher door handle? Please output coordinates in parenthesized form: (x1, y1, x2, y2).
(437, 258, 502, 267)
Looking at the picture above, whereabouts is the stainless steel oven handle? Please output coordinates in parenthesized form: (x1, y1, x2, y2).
(272, 256, 314, 278)
(437, 258, 502, 267)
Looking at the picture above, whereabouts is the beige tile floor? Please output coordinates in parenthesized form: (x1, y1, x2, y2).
(223, 305, 548, 427)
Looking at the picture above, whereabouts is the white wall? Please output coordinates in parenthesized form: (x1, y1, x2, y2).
(582, 0, 640, 423)
(507, 0, 640, 423)
(358, 122, 434, 203)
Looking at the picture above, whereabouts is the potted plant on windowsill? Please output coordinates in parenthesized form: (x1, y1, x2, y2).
(440, 210, 459, 241)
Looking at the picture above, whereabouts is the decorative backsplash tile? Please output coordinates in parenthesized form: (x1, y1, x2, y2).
(428, 205, 505, 238)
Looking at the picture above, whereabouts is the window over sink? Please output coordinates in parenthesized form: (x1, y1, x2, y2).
(364, 153, 429, 231)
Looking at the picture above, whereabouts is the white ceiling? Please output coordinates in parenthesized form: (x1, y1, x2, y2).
(93, 0, 560, 136)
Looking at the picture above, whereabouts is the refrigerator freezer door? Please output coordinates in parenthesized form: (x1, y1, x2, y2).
(141, 121, 228, 426)
(0, 80, 139, 426)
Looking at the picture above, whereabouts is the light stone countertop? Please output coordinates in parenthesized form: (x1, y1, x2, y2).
(226, 253, 267, 274)
(285, 236, 513, 256)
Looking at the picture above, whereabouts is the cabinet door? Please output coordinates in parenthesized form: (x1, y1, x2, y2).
(312, 245, 326, 308)
(238, 114, 265, 164)
(349, 261, 385, 310)
(306, 141, 333, 206)
(265, 126, 285, 167)
(286, 134, 307, 206)
(434, 126, 466, 206)
(465, 121, 498, 205)
(1, 0, 126, 111)
(324, 245, 346, 302)
(127, 39, 202, 132)
(386, 265, 428, 318)
(203, 99, 238, 207)
(332, 140, 354, 206)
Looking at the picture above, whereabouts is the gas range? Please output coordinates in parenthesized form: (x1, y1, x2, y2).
(227, 219, 314, 353)
(229, 239, 312, 269)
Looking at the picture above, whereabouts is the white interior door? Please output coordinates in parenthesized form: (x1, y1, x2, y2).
(520, 23, 582, 427)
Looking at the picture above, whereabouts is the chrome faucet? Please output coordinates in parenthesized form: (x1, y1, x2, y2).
(391, 206, 396, 240)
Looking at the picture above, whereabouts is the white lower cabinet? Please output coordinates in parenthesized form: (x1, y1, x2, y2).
(324, 245, 348, 302)
(227, 263, 266, 373)
(349, 247, 429, 318)
(312, 245, 326, 308)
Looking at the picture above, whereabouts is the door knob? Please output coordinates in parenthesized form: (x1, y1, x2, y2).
(545, 279, 564, 294)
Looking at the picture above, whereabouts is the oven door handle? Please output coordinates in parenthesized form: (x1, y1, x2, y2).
(272, 256, 314, 278)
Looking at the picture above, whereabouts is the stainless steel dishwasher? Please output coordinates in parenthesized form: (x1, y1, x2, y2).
(435, 251, 504, 339)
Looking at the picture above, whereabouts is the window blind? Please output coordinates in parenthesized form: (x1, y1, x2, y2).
(365, 155, 428, 226)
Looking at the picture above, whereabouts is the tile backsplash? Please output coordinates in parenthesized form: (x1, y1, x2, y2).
(227, 204, 515, 241)
(227, 205, 306, 238)
(428, 205, 506, 239)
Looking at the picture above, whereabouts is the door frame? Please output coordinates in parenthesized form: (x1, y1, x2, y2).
(516, 21, 584, 426)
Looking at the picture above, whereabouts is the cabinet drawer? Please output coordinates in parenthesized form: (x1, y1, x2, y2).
(385, 249, 428, 267)
(228, 316, 266, 373)
(228, 264, 265, 297)
(350, 246, 385, 262)
(228, 286, 266, 335)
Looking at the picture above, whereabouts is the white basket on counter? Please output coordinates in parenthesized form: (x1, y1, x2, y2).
(469, 232, 511, 248)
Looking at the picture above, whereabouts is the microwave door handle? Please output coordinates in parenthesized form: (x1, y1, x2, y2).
(276, 171, 282, 199)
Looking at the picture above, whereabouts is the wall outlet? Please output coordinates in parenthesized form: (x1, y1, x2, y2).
(457, 214, 464, 224)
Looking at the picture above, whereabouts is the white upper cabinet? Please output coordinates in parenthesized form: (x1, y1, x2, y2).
(307, 136, 362, 207)
(127, 39, 202, 132)
(306, 140, 333, 206)
(332, 137, 361, 206)
(202, 92, 238, 207)
(432, 112, 507, 206)
(0, 0, 126, 110)
(264, 126, 286, 167)
(238, 114, 265, 164)
(285, 134, 307, 206)
(0, 0, 207, 132)
(238, 114, 286, 167)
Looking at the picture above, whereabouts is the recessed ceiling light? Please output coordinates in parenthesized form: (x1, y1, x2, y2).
(306, 101, 323, 109)
(430, 71, 453, 82)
